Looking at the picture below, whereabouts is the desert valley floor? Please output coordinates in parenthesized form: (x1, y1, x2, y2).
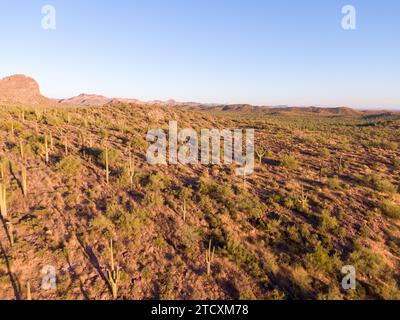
(0, 102, 399, 300)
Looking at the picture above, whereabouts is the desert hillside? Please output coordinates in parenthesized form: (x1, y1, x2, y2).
(0, 77, 399, 300)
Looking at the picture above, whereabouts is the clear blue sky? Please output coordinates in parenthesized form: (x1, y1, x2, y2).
(0, 0, 399, 109)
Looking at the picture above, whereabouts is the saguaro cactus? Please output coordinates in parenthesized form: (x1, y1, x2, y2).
(338, 155, 343, 174)
(6, 222, 14, 246)
(64, 136, 69, 155)
(21, 166, 27, 197)
(205, 240, 215, 276)
(0, 163, 4, 181)
(35, 108, 41, 121)
(242, 171, 247, 188)
(0, 183, 7, 218)
(256, 147, 267, 164)
(106, 239, 120, 299)
(182, 199, 187, 222)
(49, 132, 54, 151)
(298, 184, 309, 210)
(19, 139, 24, 159)
(128, 150, 134, 187)
(44, 135, 49, 164)
(105, 147, 110, 184)
(26, 282, 32, 300)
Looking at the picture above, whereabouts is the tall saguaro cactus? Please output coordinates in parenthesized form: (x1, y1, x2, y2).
(64, 136, 69, 155)
(106, 239, 120, 299)
(0, 183, 7, 218)
(205, 240, 215, 276)
(183, 199, 187, 222)
(21, 166, 27, 197)
(128, 150, 134, 187)
(44, 135, 49, 164)
(105, 147, 110, 184)
(26, 282, 32, 300)
(19, 139, 24, 159)
(0, 163, 4, 181)
(6, 222, 14, 246)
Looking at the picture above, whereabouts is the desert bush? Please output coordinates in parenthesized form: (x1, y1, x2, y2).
(143, 172, 166, 191)
(363, 174, 397, 194)
(280, 154, 299, 169)
(143, 190, 164, 208)
(365, 138, 398, 151)
(327, 176, 341, 190)
(179, 186, 193, 202)
(236, 190, 266, 219)
(43, 114, 64, 126)
(319, 210, 339, 233)
(267, 194, 282, 210)
(349, 246, 386, 278)
(98, 148, 121, 169)
(319, 148, 331, 158)
(114, 166, 131, 188)
(82, 146, 102, 160)
(107, 203, 142, 237)
(55, 156, 82, 176)
(131, 133, 148, 151)
(288, 265, 313, 297)
(284, 197, 295, 210)
(223, 240, 268, 282)
(264, 219, 282, 245)
(198, 177, 235, 213)
(381, 141, 398, 151)
(379, 201, 400, 219)
(286, 225, 302, 243)
(317, 286, 344, 300)
(89, 214, 114, 237)
(305, 242, 341, 274)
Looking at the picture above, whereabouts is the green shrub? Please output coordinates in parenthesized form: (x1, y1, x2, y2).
(327, 176, 341, 190)
(109, 205, 143, 237)
(143, 172, 166, 191)
(98, 148, 121, 168)
(363, 174, 397, 194)
(223, 240, 268, 281)
(198, 177, 235, 211)
(349, 247, 386, 278)
(305, 242, 341, 274)
(89, 214, 113, 236)
(236, 190, 266, 219)
(382, 141, 398, 151)
(55, 156, 82, 176)
(281, 155, 299, 169)
(319, 210, 339, 232)
(284, 197, 295, 210)
(143, 191, 164, 208)
(319, 148, 331, 158)
(380, 201, 400, 219)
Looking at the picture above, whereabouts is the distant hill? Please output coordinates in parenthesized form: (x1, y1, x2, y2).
(58, 93, 113, 106)
(0, 74, 52, 106)
(269, 106, 362, 116)
(0, 74, 395, 117)
(180, 104, 364, 116)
